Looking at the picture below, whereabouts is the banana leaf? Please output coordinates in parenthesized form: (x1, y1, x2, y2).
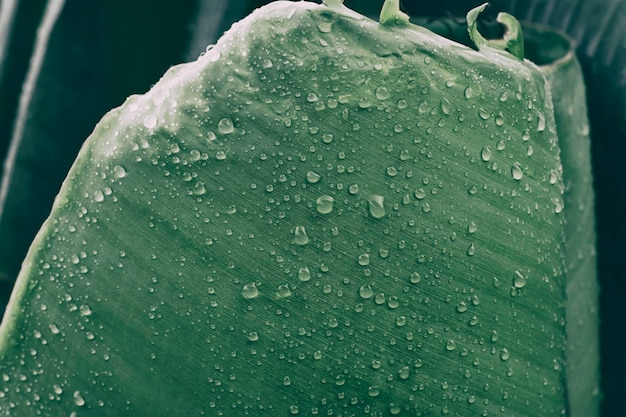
(0, 1, 601, 416)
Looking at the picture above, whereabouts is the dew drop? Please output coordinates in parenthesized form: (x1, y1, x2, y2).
(93, 190, 104, 202)
(409, 272, 421, 284)
(368, 194, 385, 219)
(298, 267, 311, 282)
(316, 195, 334, 214)
(306, 171, 321, 184)
(480, 146, 492, 162)
(468, 221, 477, 233)
(446, 340, 456, 351)
(466, 243, 476, 256)
(294, 226, 310, 245)
(375, 86, 390, 100)
(511, 163, 524, 180)
(113, 165, 126, 178)
(513, 270, 526, 288)
(357, 253, 370, 266)
(478, 108, 490, 120)
(73, 391, 85, 407)
(359, 284, 373, 299)
(79, 304, 92, 317)
(143, 115, 157, 129)
(242, 282, 259, 299)
(441, 97, 452, 115)
(464, 85, 474, 99)
(537, 112, 546, 132)
(194, 182, 207, 195)
(317, 21, 333, 33)
(218, 117, 234, 134)
(500, 348, 510, 361)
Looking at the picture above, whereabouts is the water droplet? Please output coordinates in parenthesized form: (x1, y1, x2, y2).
(359, 284, 373, 299)
(317, 21, 332, 33)
(307, 92, 319, 102)
(348, 184, 359, 194)
(409, 272, 421, 284)
(457, 301, 467, 313)
(276, 284, 292, 298)
(216, 150, 227, 160)
(194, 182, 207, 195)
(553, 198, 564, 214)
(316, 195, 334, 214)
(441, 97, 452, 115)
(113, 165, 126, 178)
(218, 117, 234, 134)
(375, 86, 390, 100)
(478, 108, 490, 120)
(93, 190, 104, 202)
(414, 188, 426, 200)
(522, 129, 531, 141)
(79, 304, 92, 316)
(537, 112, 546, 131)
(298, 267, 311, 282)
(368, 194, 385, 219)
(306, 171, 321, 184)
(500, 348, 510, 361)
(358, 253, 370, 266)
(242, 282, 259, 299)
(143, 115, 157, 129)
(289, 404, 300, 415)
(247, 331, 259, 342)
(446, 340, 456, 351)
(511, 163, 524, 180)
(512, 270, 526, 288)
(397, 99, 408, 109)
(368, 386, 380, 397)
(466, 243, 475, 256)
(468, 221, 477, 233)
(73, 391, 85, 407)
(294, 226, 310, 245)
(480, 146, 492, 162)
(464, 85, 474, 99)
(387, 296, 399, 309)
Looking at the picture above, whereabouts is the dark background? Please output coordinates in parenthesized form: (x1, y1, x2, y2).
(0, 1, 623, 415)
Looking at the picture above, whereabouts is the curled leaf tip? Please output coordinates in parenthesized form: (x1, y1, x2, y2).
(379, 0, 410, 26)
(467, 2, 525, 60)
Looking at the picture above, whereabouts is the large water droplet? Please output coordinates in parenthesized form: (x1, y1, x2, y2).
(242, 282, 259, 299)
(294, 226, 310, 245)
(113, 165, 127, 178)
(143, 115, 157, 129)
(358, 253, 370, 266)
(368, 194, 385, 219)
(218, 117, 234, 134)
(298, 267, 311, 282)
(73, 391, 85, 407)
(512, 270, 526, 288)
(480, 146, 492, 162)
(375, 86, 390, 100)
(306, 171, 321, 184)
(511, 163, 524, 180)
(316, 195, 334, 214)
(359, 284, 373, 299)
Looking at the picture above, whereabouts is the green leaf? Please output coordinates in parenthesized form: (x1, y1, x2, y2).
(529, 26, 601, 417)
(0, 1, 573, 416)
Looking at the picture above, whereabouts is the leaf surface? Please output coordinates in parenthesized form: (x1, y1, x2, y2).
(0, 2, 568, 416)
